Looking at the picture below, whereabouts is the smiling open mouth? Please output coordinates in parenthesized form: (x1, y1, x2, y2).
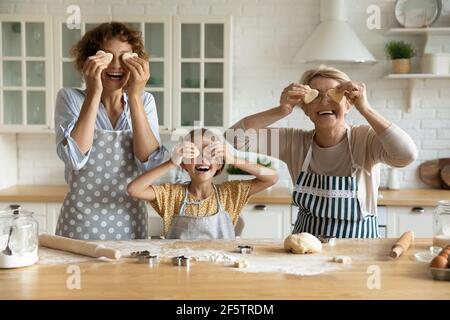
(105, 71, 124, 81)
(195, 165, 211, 173)
(318, 110, 335, 116)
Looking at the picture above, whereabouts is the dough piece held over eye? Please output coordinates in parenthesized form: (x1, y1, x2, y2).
(327, 88, 345, 104)
(93, 50, 113, 64)
(303, 86, 319, 104)
(284, 232, 322, 254)
(122, 52, 138, 61)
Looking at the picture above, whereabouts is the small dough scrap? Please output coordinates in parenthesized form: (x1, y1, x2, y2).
(122, 52, 138, 61)
(234, 260, 249, 268)
(327, 88, 345, 104)
(303, 86, 319, 104)
(284, 233, 322, 254)
(332, 255, 352, 264)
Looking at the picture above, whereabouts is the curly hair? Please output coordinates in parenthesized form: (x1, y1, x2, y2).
(70, 22, 149, 73)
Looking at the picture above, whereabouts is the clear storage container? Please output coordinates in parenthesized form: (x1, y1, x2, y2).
(0, 205, 39, 268)
(433, 200, 450, 249)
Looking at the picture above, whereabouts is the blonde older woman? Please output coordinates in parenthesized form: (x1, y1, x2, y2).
(229, 66, 417, 238)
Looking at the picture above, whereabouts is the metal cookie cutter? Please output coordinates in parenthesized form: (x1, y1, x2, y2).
(173, 255, 190, 267)
(318, 235, 336, 246)
(138, 255, 159, 267)
(131, 250, 150, 258)
(238, 245, 253, 254)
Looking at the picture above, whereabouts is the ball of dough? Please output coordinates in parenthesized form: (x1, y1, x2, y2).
(284, 233, 322, 254)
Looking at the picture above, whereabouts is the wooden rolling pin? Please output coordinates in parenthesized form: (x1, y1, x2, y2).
(39, 234, 121, 260)
(390, 231, 414, 259)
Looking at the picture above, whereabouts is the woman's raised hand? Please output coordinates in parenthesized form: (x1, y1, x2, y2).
(83, 53, 109, 95)
(121, 54, 150, 97)
(279, 83, 311, 116)
(171, 142, 200, 166)
(336, 81, 370, 112)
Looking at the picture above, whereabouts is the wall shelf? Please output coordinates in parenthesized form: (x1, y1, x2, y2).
(386, 27, 450, 36)
(385, 73, 450, 112)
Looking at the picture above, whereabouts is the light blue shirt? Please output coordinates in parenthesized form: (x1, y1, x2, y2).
(54, 88, 166, 182)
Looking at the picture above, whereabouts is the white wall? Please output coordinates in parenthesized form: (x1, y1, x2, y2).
(1, 0, 449, 188)
(0, 134, 17, 189)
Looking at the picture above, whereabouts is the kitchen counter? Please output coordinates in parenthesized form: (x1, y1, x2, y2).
(0, 185, 449, 206)
(0, 238, 448, 299)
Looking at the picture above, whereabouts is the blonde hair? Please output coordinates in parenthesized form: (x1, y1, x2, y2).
(300, 65, 351, 86)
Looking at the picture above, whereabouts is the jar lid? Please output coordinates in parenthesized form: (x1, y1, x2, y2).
(0, 209, 34, 217)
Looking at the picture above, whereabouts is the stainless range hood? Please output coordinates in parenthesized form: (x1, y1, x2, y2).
(294, 0, 377, 64)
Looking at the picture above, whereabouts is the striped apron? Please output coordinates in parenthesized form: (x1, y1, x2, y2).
(292, 128, 379, 238)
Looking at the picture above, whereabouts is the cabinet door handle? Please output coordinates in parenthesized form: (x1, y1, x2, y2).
(254, 205, 267, 211)
(411, 207, 425, 214)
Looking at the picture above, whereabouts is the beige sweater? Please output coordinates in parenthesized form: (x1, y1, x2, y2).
(228, 121, 418, 215)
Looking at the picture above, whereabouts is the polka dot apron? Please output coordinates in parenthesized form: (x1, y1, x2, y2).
(56, 129, 148, 240)
(292, 127, 379, 238)
(166, 183, 236, 240)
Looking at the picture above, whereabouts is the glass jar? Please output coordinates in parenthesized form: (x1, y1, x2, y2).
(0, 205, 39, 268)
(433, 200, 450, 248)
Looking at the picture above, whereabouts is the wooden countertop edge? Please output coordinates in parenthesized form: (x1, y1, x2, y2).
(0, 185, 449, 206)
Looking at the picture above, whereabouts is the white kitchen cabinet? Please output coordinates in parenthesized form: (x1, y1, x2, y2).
(0, 15, 54, 133)
(240, 204, 291, 239)
(146, 204, 164, 238)
(45, 203, 62, 235)
(1, 15, 232, 133)
(386, 206, 434, 238)
(173, 16, 232, 129)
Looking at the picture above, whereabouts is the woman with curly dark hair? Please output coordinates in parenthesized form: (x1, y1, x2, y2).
(54, 22, 165, 240)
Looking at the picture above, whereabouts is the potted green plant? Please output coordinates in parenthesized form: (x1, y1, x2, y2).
(385, 40, 416, 74)
(226, 156, 273, 182)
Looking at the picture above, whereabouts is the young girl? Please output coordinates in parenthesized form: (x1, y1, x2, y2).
(127, 129, 278, 239)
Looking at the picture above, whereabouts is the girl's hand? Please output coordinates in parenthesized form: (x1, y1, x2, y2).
(122, 55, 150, 97)
(205, 142, 235, 164)
(336, 81, 370, 112)
(171, 142, 199, 166)
(279, 83, 310, 116)
(83, 55, 109, 95)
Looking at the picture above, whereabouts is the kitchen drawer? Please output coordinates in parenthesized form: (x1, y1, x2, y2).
(377, 205, 387, 226)
(386, 206, 433, 238)
(241, 204, 291, 239)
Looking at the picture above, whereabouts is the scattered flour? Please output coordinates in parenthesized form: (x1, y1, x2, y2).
(37, 239, 342, 276)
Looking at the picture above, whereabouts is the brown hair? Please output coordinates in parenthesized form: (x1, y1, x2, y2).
(184, 128, 225, 177)
(70, 22, 149, 72)
(300, 65, 351, 86)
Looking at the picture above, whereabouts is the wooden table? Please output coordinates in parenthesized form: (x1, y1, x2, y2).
(0, 238, 448, 300)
